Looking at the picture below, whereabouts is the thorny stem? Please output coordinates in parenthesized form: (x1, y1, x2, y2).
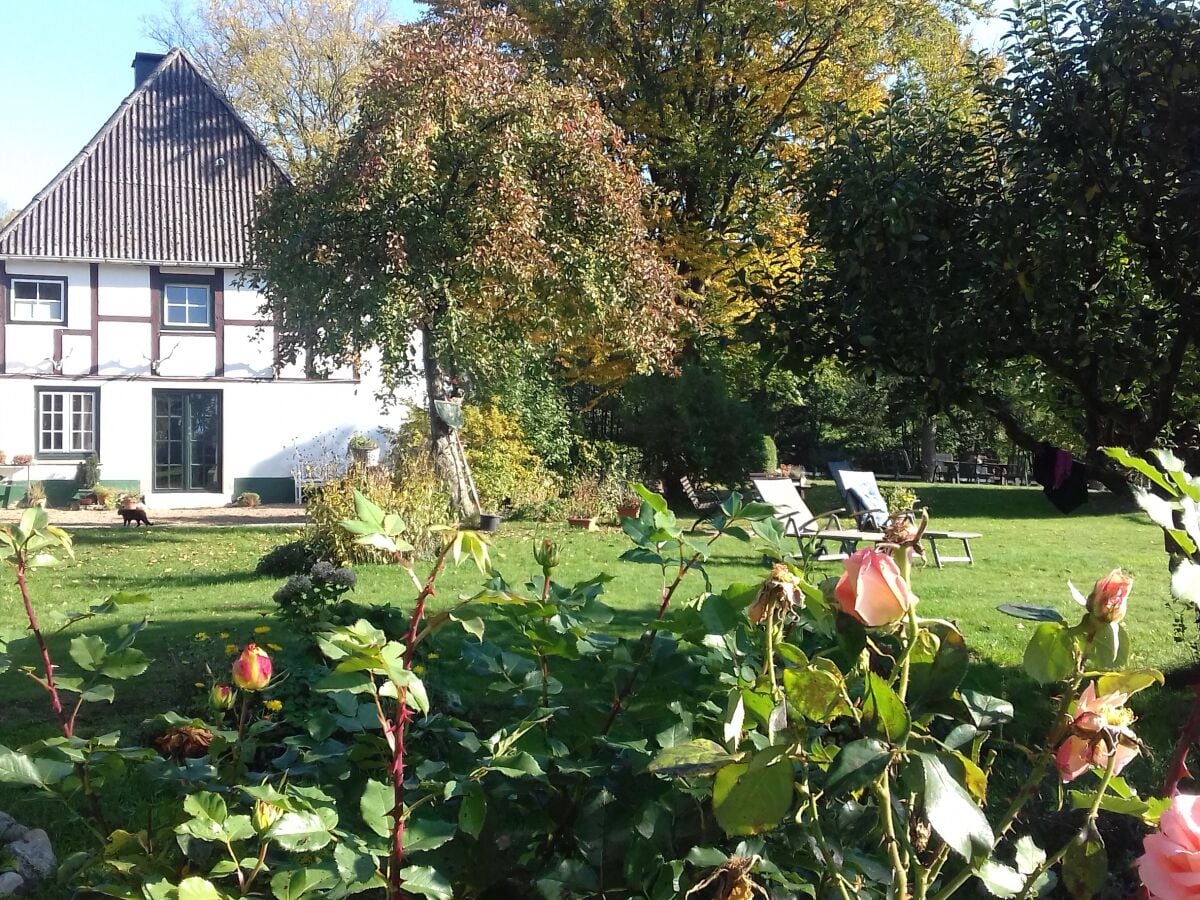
(388, 538, 454, 898)
(17, 560, 109, 832)
(242, 841, 270, 894)
(1014, 751, 1120, 900)
(876, 769, 909, 900)
(1163, 683, 1200, 796)
(800, 767, 856, 900)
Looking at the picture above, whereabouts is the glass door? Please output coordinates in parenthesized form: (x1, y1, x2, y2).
(153, 390, 222, 492)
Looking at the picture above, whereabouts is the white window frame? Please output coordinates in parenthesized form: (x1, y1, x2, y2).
(162, 282, 213, 329)
(9, 276, 67, 324)
(36, 389, 99, 457)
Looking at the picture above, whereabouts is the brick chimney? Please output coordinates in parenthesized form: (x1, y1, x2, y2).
(132, 52, 168, 88)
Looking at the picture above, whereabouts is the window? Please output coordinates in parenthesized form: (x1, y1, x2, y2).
(37, 390, 98, 456)
(163, 283, 212, 329)
(9, 277, 66, 323)
(154, 390, 222, 492)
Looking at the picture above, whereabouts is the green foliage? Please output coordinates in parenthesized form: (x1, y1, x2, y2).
(759, 435, 778, 473)
(620, 363, 768, 484)
(271, 561, 358, 634)
(879, 484, 918, 514)
(75, 453, 101, 490)
(256, 539, 315, 577)
(306, 456, 450, 562)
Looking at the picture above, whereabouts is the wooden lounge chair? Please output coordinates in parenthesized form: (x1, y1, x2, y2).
(830, 468, 982, 568)
(751, 475, 884, 562)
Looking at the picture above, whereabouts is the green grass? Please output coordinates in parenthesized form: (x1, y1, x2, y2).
(1, 482, 1193, 768)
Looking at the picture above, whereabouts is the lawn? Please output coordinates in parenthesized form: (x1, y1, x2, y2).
(1, 482, 1193, 768)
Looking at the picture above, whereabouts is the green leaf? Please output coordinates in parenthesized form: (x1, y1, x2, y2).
(1095, 667, 1162, 697)
(997, 604, 1066, 623)
(918, 752, 994, 861)
(712, 752, 794, 836)
(649, 739, 733, 777)
(1103, 448, 1175, 495)
(270, 867, 334, 900)
(824, 739, 890, 795)
(974, 860, 1025, 898)
(0, 746, 50, 787)
(69, 634, 108, 672)
(406, 818, 456, 853)
(266, 811, 334, 852)
(177, 878, 223, 900)
(1061, 831, 1107, 900)
(633, 483, 669, 515)
(352, 489, 386, 527)
(783, 663, 852, 724)
(1015, 835, 1046, 875)
(334, 842, 378, 884)
(458, 784, 486, 839)
(82, 684, 116, 703)
(862, 672, 910, 743)
(360, 779, 393, 838)
(399, 865, 453, 900)
(1023, 622, 1076, 684)
(100, 648, 149, 680)
(1086, 623, 1128, 671)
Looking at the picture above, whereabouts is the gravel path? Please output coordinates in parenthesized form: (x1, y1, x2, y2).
(0, 503, 307, 528)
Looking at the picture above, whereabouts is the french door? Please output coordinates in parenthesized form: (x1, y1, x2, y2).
(153, 390, 222, 492)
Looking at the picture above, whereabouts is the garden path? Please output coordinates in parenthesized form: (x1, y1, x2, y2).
(0, 504, 306, 528)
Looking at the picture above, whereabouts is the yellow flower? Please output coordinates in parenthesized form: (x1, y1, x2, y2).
(194, 681, 205, 689)
(254, 626, 271, 635)
(267, 643, 283, 652)
(219, 632, 230, 639)
(427, 652, 440, 660)
(225, 643, 239, 656)
(413, 664, 425, 675)
(194, 632, 209, 641)
(263, 699, 283, 712)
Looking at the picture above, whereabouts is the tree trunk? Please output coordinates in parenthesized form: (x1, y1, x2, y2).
(421, 326, 479, 520)
(920, 416, 937, 482)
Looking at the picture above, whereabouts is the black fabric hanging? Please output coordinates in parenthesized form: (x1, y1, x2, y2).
(1031, 443, 1089, 514)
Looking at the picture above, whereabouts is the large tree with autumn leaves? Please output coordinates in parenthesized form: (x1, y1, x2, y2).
(252, 5, 688, 514)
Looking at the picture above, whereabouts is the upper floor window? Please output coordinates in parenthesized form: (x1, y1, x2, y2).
(163, 283, 212, 329)
(9, 276, 67, 324)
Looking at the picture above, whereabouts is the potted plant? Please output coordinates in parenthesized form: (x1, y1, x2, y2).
(235, 491, 262, 508)
(12, 454, 32, 466)
(566, 478, 604, 530)
(25, 482, 46, 509)
(347, 433, 379, 466)
(616, 488, 641, 519)
(477, 511, 503, 532)
(118, 493, 140, 510)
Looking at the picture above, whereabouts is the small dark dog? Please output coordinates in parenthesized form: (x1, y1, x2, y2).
(119, 506, 152, 527)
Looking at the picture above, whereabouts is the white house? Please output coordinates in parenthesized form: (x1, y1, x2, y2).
(0, 50, 408, 508)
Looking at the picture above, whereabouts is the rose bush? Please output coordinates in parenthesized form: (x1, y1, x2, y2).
(0, 481, 1184, 898)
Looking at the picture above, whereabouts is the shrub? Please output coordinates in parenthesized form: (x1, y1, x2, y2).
(620, 363, 768, 485)
(760, 434, 778, 473)
(75, 453, 101, 489)
(91, 484, 119, 508)
(306, 453, 451, 562)
(879, 483, 918, 512)
(234, 491, 261, 508)
(271, 560, 358, 633)
(347, 432, 378, 451)
(256, 539, 314, 577)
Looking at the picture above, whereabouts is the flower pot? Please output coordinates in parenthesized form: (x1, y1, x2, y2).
(349, 446, 374, 466)
(478, 513, 503, 532)
(567, 516, 597, 531)
(617, 502, 640, 519)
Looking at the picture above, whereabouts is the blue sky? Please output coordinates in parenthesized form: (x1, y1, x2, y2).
(0, 1, 1007, 213)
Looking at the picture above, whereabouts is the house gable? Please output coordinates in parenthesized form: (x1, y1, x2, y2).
(0, 49, 285, 267)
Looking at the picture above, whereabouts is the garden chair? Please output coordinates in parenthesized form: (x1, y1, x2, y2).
(831, 468, 982, 568)
(750, 475, 883, 562)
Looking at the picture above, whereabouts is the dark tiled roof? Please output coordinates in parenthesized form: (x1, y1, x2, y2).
(0, 49, 285, 266)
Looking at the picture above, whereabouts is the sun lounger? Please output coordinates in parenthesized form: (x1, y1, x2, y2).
(751, 475, 884, 561)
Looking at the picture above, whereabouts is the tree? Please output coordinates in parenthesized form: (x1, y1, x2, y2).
(0, 203, 13, 230)
(144, 0, 393, 171)
(493, 0, 979, 320)
(252, 5, 687, 515)
(799, 0, 1200, 490)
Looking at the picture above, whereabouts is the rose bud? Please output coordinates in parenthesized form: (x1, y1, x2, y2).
(833, 548, 917, 627)
(533, 538, 560, 572)
(209, 684, 236, 712)
(232, 644, 273, 692)
(1087, 570, 1132, 624)
(253, 799, 285, 834)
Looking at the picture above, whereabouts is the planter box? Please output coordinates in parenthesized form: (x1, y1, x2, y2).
(567, 516, 597, 531)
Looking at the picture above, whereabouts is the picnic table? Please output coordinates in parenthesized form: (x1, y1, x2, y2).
(935, 459, 1025, 485)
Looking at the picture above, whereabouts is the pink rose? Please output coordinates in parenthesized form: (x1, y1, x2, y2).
(833, 548, 916, 627)
(232, 644, 273, 692)
(1138, 794, 1200, 899)
(1087, 569, 1132, 624)
(1054, 682, 1139, 782)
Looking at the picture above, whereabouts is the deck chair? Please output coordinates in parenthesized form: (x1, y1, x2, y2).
(751, 475, 883, 562)
(831, 468, 982, 568)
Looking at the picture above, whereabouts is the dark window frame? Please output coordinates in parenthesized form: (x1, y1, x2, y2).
(152, 389, 223, 493)
(8, 274, 68, 325)
(34, 387, 100, 460)
(161, 277, 215, 331)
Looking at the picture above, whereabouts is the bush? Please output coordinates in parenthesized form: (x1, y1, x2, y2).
(75, 453, 101, 489)
(271, 560, 358, 634)
(879, 484, 918, 512)
(306, 453, 451, 562)
(620, 363, 768, 485)
(255, 539, 314, 577)
(760, 435, 778, 473)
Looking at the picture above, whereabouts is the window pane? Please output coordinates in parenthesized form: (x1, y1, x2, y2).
(13, 281, 37, 300)
(164, 284, 210, 327)
(10, 281, 64, 322)
(37, 282, 62, 302)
